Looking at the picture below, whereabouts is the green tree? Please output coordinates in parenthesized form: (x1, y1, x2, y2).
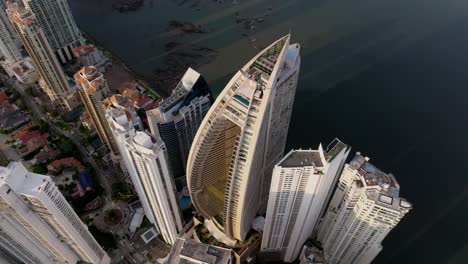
(31, 164, 48, 174)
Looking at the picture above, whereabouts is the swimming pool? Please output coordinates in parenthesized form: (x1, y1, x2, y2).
(179, 196, 191, 209)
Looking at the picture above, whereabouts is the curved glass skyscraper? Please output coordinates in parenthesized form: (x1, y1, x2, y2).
(187, 35, 301, 241)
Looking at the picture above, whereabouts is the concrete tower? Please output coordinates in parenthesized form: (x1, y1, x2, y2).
(261, 140, 350, 262)
(0, 1, 22, 75)
(74, 66, 117, 156)
(0, 162, 110, 264)
(124, 131, 183, 245)
(147, 67, 212, 180)
(316, 153, 412, 264)
(187, 35, 301, 241)
(8, 3, 77, 110)
(21, 0, 82, 63)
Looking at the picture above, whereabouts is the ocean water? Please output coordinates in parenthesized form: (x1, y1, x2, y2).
(69, 0, 468, 262)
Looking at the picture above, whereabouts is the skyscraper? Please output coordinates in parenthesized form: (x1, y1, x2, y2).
(187, 35, 300, 241)
(0, 162, 110, 264)
(261, 140, 350, 262)
(124, 131, 182, 245)
(0, 1, 22, 75)
(21, 0, 82, 63)
(75, 66, 118, 156)
(8, 3, 78, 110)
(147, 67, 212, 180)
(105, 94, 142, 171)
(316, 153, 412, 264)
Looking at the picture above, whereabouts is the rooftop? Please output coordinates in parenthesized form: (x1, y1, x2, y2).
(167, 238, 232, 264)
(73, 45, 97, 57)
(48, 157, 84, 171)
(11, 58, 35, 77)
(244, 35, 289, 84)
(141, 227, 157, 244)
(159, 67, 202, 113)
(324, 138, 348, 161)
(0, 162, 51, 196)
(349, 153, 412, 211)
(15, 129, 47, 144)
(74, 66, 105, 94)
(8, 4, 35, 26)
(119, 83, 153, 109)
(103, 94, 134, 109)
(133, 132, 152, 148)
(279, 149, 325, 168)
(0, 92, 9, 105)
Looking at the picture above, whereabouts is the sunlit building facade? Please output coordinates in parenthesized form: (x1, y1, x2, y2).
(124, 131, 183, 245)
(8, 3, 77, 110)
(0, 1, 22, 76)
(21, 0, 82, 63)
(261, 140, 350, 262)
(316, 154, 412, 264)
(75, 66, 117, 156)
(0, 162, 110, 264)
(187, 35, 301, 241)
(147, 67, 212, 180)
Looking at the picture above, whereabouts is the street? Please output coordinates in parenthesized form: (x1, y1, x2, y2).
(0, 76, 174, 264)
(0, 133, 21, 163)
(3, 76, 113, 203)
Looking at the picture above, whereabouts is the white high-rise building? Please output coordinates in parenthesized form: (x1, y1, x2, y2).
(21, 0, 82, 63)
(0, 162, 110, 264)
(261, 140, 350, 262)
(187, 35, 300, 241)
(8, 4, 78, 110)
(123, 131, 182, 245)
(0, 1, 22, 76)
(147, 67, 212, 179)
(317, 153, 412, 264)
(106, 94, 143, 170)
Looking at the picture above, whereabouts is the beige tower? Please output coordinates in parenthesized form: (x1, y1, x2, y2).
(7, 3, 78, 110)
(21, 0, 82, 63)
(74, 66, 117, 156)
(187, 35, 301, 241)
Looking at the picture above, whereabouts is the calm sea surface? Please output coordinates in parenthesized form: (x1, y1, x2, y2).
(69, 0, 468, 263)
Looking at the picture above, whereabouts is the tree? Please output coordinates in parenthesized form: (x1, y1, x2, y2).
(31, 164, 48, 174)
(88, 225, 117, 250)
(14, 98, 25, 109)
(38, 120, 50, 133)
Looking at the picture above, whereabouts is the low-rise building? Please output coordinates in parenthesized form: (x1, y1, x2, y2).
(299, 243, 326, 264)
(10, 57, 38, 84)
(73, 44, 109, 72)
(119, 82, 154, 109)
(166, 238, 233, 264)
(0, 102, 30, 132)
(14, 129, 47, 157)
(47, 157, 85, 173)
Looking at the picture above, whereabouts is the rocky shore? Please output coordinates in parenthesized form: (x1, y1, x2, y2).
(168, 20, 206, 34)
(152, 43, 218, 93)
(112, 0, 144, 12)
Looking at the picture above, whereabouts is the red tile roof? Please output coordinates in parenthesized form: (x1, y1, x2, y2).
(48, 157, 85, 171)
(73, 45, 97, 57)
(16, 129, 48, 144)
(143, 100, 161, 111)
(0, 92, 9, 105)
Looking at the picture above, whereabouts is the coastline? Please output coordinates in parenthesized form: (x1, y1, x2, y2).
(79, 28, 167, 98)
